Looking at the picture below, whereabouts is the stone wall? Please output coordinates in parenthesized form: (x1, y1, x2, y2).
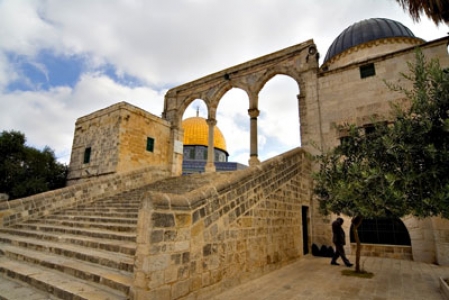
(131, 148, 312, 299)
(349, 244, 412, 260)
(317, 38, 449, 153)
(0, 165, 171, 228)
(311, 38, 449, 250)
(432, 217, 449, 266)
(68, 101, 172, 184)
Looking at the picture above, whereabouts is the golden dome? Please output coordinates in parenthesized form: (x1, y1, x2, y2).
(182, 117, 227, 151)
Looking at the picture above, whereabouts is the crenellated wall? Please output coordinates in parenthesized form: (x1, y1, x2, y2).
(131, 148, 312, 299)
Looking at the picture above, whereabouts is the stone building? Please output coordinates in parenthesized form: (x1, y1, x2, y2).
(66, 18, 449, 266)
(67, 101, 172, 185)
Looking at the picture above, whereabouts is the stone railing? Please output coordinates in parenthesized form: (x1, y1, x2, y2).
(0, 165, 171, 227)
(131, 147, 312, 299)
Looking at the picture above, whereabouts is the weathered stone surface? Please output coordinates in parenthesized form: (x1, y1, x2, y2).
(132, 148, 310, 299)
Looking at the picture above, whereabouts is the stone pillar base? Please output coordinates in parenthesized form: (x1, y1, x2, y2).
(204, 162, 216, 173)
(248, 156, 260, 166)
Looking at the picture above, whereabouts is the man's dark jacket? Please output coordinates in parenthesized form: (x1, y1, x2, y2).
(332, 219, 346, 245)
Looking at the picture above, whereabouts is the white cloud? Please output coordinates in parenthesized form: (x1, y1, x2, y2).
(0, 0, 447, 166)
(0, 73, 164, 164)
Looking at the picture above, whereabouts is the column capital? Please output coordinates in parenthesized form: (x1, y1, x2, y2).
(248, 155, 260, 166)
(206, 118, 217, 126)
(248, 108, 260, 119)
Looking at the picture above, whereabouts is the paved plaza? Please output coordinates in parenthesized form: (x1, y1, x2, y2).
(212, 256, 449, 300)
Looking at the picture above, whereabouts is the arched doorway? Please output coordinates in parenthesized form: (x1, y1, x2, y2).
(350, 218, 411, 246)
(350, 217, 412, 260)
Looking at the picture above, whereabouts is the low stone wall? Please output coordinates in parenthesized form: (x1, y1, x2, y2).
(0, 165, 171, 227)
(131, 148, 312, 299)
(350, 244, 412, 260)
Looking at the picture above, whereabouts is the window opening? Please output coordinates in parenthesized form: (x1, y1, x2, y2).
(83, 147, 91, 164)
(360, 63, 376, 78)
(146, 137, 155, 152)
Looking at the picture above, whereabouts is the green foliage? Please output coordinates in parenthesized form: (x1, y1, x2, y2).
(313, 50, 449, 220)
(0, 130, 68, 200)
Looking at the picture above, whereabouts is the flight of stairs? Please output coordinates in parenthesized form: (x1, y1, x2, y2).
(0, 189, 143, 300)
(0, 172, 233, 299)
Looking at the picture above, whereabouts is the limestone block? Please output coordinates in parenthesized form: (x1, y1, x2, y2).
(174, 240, 190, 252)
(175, 213, 192, 228)
(148, 270, 165, 290)
(147, 254, 170, 272)
(164, 265, 178, 284)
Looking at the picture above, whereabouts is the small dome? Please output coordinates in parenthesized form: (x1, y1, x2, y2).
(182, 117, 227, 152)
(323, 18, 421, 65)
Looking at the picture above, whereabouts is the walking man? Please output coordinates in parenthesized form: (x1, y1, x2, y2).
(330, 217, 353, 267)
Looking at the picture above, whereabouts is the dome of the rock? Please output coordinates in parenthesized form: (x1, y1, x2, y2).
(182, 116, 227, 152)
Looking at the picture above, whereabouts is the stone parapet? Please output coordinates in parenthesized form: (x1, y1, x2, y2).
(0, 165, 171, 228)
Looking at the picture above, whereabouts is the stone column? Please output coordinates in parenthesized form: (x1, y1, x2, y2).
(205, 118, 217, 173)
(248, 108, 260, 166)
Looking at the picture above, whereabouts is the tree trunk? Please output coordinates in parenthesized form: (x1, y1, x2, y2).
(351, 216, 363, 272)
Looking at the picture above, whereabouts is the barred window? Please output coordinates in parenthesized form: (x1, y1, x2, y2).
(360, 63, 376, 78)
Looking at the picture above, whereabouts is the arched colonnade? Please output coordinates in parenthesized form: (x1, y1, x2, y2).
(162, 40, 321, 174)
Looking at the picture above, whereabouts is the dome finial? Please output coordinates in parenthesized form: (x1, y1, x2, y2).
(196, 106, 200, 117)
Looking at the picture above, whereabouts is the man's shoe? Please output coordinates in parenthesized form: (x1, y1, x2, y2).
(330, 261, 340, 266)
(345, 263, 353, 267)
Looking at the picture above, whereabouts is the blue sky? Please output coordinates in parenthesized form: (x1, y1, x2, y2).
(0, 0, 447, 165)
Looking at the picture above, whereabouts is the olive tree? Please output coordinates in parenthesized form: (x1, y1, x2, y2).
(0, 130, 68, 200)
(313, 51, 449, 272)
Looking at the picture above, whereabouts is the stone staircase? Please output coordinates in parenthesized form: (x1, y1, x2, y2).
(0, 189, 143, 300)
(0, 172, 233, 299)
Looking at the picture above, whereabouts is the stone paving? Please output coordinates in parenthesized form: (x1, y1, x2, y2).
(212, 255, 449, 300)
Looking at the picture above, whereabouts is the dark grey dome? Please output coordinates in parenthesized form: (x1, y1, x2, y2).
(323, 18, 418, 64)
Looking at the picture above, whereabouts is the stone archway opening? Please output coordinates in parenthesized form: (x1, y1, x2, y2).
(163, 39, 319, 175)
(350, 217, 412, 260)
(258, 74, 300, 161)
(216, 88, 250, 165)
(183, 99, 208, 119)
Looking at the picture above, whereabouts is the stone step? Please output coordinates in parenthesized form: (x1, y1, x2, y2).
(47, 215, 138, 225)
(0, 274, 59, 300)
(76, 202, 140, 208)
(0, 244, 133, 294)
(0, 237, 134, 272)
(60, 210, 138, 218)
(9, 223, 137, 242)
(0, 230, 136, 256)
(0, 258, 128, 300)
(25, 219, 137, 232)
(64, 207, 139, 213)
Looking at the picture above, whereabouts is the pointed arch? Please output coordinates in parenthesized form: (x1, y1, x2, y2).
(253, 66, 302, 97)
